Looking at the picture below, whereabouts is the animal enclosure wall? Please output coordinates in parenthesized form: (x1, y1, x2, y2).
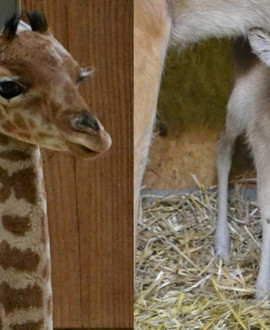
(143, 39, 255, 190)
(0, 0, 19, 27)
(21, 0, 133, 328)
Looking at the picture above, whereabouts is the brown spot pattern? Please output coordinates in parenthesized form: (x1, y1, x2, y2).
(0, 167, 37, 204)
(0, 316, 2, 330)
(37, 133, 52, 140)
(0, 241, 40, 272)
(18, 132, 32, 140)
(0, 150, 31, 161)
(0, 282, 42, 314)
(0, 134, 9, 146)
(28, 119, 36, 129)
(11, 320, 43, 330)
(1, 121, 16, 133)
(2, 215, 31, 236)
(13, 114, 28, 130)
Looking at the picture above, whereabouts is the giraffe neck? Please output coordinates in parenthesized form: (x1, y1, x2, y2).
(0, 135, 52, 330)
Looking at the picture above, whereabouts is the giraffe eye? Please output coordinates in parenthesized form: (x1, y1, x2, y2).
(0, 81, 24, 99)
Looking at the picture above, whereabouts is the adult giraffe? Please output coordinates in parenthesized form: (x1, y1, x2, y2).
(134, 0, 270, 299)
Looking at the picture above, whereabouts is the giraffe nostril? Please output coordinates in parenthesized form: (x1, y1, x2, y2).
(70, 112, 100, 133)
(79, 116, 100, 131)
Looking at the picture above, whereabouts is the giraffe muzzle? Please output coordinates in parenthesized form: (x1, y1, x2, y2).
(61, 111, 111, 158)
(71, 111, 100, 133)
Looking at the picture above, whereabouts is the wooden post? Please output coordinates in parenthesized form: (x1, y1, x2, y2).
(21, 0, 133, 328)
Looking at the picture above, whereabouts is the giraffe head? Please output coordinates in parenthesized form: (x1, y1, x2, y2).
(0, 12, 111, 158)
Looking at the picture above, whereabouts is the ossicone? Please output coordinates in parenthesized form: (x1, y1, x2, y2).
(2, 13, 20, 40)
(1, 11, 48, 41)
(26, 11, 48, 33)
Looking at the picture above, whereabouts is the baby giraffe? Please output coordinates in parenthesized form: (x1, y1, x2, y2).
(215, 28, 270, 299)
(0, 12, 111, 329)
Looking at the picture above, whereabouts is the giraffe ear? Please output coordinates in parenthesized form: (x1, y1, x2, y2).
(26, 11, 48, 33)
(1, 13, 20, 40)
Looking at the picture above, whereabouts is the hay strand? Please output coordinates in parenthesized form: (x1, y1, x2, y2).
(135, 184, 270, 329)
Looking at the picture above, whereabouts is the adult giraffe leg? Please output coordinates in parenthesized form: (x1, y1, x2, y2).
(134, 0, 172, 236)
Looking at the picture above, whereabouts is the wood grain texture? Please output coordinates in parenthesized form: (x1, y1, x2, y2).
(21, 0, 133, 328)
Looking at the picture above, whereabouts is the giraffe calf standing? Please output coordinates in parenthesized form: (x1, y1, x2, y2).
(0, 12, 111, 329)
(215, 28, 270, 299)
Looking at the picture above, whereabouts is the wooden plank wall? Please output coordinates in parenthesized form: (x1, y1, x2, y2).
(21, 0, 133, 328)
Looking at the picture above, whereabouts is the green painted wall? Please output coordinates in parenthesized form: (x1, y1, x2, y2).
(0, 0, 19, 29)
(157, 38, 233, 134)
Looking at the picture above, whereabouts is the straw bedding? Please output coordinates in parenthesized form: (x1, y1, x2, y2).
(135, 182, 270, 329)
